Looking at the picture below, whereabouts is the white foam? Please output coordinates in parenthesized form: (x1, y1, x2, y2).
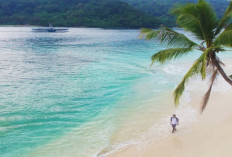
(95, 93, 198, 157)
(163, 64, 187, 75)
(96, 141, 140, 157)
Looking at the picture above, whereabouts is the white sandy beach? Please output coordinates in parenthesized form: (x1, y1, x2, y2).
(106, 60, 232, 157)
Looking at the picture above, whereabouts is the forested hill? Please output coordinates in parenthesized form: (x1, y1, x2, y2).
(0, 0, 230, 28)
(121, 0, 230, 27)
(0, 0, 161, 28)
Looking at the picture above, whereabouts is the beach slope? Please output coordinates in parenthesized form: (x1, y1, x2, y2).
(108, 63, 232, 157)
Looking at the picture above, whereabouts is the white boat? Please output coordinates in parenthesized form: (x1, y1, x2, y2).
(32, 23, 69, 32)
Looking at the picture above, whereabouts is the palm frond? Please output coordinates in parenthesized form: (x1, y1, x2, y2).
(223, 1, 232, 18)
(175, 13, 206, 41)
(173, 53, 205, 105)
(201, 70, 218, 112)
(197, 0, 217, 41)
(200, 47, 221, 79)
(139, 28, 159, 39)
(140, 28, 153, 33)
(140, 27, 198, 48)
(151, 48, 193, 65)
(214, 30, 232, 47)
(171, 0, 217, 43)
(201, 51, 207, 80)
(225, 23, 232, 30)
(215, 2, 232, 36)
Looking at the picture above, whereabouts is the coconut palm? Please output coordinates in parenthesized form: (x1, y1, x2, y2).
(140, 0, 232, 112)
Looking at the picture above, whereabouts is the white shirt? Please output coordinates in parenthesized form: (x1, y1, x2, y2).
(171, 117, 178, 125)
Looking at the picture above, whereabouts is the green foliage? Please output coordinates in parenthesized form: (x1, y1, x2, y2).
(141, 27, 198, 48)
(151, 48, 193, 64)
(0, 0, 229, 27)
(214, 30, 232, 48)
(173, 48, 212, 105)
(171, 0, 217, 42)
(122, 0, 230, 27)
(174, 53, 204, 105)
(0, 0, 161, 28)
(141, 0, 232, 111)
(215, 2, 232, 35)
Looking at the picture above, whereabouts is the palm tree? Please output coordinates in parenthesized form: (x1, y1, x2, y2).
(140, 0, 232, 112)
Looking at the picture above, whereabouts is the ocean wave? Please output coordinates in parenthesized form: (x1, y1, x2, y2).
(163, 64, 187, 75)
(95, 91, 197, 157)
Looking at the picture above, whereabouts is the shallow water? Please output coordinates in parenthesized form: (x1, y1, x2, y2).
(0, 27, 204, 157)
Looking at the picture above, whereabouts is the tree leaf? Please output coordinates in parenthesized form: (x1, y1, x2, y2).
(174, 53, 205, 105)
(215, 2, 232, 36)
(140, 27, 198, 48)
(171, 0, 217, 43)
(214, 30, 232, 47)
(151, 48, 193, 64)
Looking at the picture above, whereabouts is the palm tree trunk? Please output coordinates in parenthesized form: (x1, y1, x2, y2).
(210, 52, 232, 86)
(215, 61, 232, 86)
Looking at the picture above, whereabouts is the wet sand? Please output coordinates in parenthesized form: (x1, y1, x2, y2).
(107, 60, 232, 157)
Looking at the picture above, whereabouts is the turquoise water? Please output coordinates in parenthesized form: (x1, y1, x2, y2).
(0, 27, 201, 157)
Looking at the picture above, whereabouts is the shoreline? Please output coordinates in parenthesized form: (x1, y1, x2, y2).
(97, 91, 199, 157)
(105, 60, 232, 157)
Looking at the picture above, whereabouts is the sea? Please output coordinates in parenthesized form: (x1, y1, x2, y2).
(0, 27, 206, 157)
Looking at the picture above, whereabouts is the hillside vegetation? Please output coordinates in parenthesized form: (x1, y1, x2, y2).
(121, 0, 229, 27)
(0, 0, 229, 27)
(0, 0, 160, 28)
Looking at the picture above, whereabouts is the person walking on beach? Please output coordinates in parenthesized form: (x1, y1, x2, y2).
(170, 114, 179, 133)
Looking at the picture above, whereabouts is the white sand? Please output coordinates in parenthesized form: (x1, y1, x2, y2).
(107, 60, 232, 157)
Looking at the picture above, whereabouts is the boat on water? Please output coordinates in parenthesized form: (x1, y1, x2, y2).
(32, 23, 69, 33)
